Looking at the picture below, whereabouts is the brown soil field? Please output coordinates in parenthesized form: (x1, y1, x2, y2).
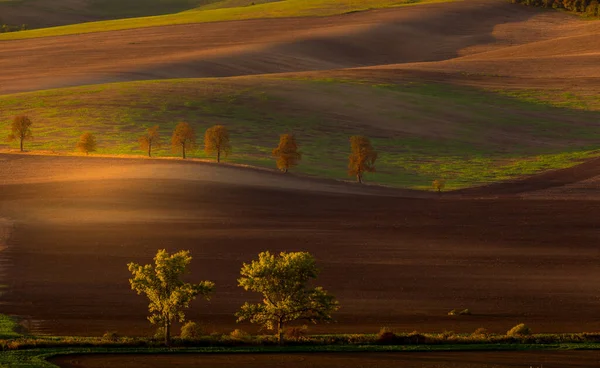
(1, 0, 599, 95)
(50, 351, 600, 368)
(1, 153, 600, 336)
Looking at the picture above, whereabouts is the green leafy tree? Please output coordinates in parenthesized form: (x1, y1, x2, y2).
(139, 125, 162, 157)
(76, 132, 97, 155)
(171, 122, 196, 159)
(204, 125, 231, 163)
(8, 115, 33, 152)
(348, 135, 377, 184)
(128, 249, 215, 345)
(272, 134, 302, 173)
(236, 251, 339, 344)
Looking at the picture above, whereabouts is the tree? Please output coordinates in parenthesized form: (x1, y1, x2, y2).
(76, 132, 97, 155)
(8, 115, 33, 152)
(272, 134, 302, 173)
(348, 135, 377, 184)
(432, 179, 446, 193)
(171, 122, 196, 159)
(204, 125, 231, 163)
(139, 125, 162, 157)
(128, 249, 215, 346)
(236, 251, 339, 344)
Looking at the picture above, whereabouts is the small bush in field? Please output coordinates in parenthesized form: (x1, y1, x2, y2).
(229, 329, 251, 341)
(377, 327, 396, 344)
(438, 330, 456, 340)
(102, 331, 120, 342)
(448, 308, 471, 316)
(347, 333, 374, 344)
(180, 321, 203, 340)
(285, 325, 308, 339)
(507, 323, 531, 336)
(472, 327, 489, 337)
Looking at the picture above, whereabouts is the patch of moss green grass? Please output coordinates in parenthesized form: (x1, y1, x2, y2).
(0, 314, 22, 339)
(0, 78, 598, 190)
(0, 0, 456, 40)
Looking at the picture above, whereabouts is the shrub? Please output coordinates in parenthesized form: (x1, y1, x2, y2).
(438, 330, 456, 340)
(377, 327, 397, 344)
(507, 323, 531, 336)
(180, 321, 203, 340)
(472, 327, 489, 337)
(347, 333, 375, 344)
(284, 325, 308, 339)
(229, 329, 251, 341)
(448, 308, 471, 316)
(102, 331, 119, 342)
(403, 330, 426, 344)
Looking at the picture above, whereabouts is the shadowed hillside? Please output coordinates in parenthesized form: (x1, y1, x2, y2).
(0, 0, 256, 28)
(0, 0, 572, 94)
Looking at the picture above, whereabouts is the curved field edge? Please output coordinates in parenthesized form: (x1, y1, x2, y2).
(1, 77, 599, 190)
(1, 344, 600, 368)
(0, 0, 457, 41)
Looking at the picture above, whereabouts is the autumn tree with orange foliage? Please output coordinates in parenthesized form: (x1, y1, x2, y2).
(204, 125, 231, 163)
(272, 134, 301, 173)
(76, 132, 97, 155)
(171, 122, 196, 159)
(8, 115, 33, 152)
(348, 135, 377, 184)
(139, 125, 162, 157)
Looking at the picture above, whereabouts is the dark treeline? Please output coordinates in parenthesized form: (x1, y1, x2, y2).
(0, 24, 27, 33)
(511, 0, 600, 16)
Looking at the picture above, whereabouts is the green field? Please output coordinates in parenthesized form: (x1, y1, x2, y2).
(1, 77, 598, 189)
(0, 0, 455, 40)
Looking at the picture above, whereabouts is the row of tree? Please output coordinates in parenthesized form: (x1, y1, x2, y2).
(7, 116, 380, 183)
(128, 249, 339, 345)
(511, 0, 600, 16)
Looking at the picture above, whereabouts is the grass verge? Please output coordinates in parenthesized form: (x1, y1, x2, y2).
(3, 343, 600, 368)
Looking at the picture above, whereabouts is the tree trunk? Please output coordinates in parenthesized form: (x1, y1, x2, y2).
(217, 150, 221, 163)
(20, 138, 23, 152)
(283, 167, 288, 174)
(164, 320, 171, 346)
(182, 143, 186, 159)
(357, 173, 362, 184)
(277, 318, 285, 345)
(148, 142, 152, 158)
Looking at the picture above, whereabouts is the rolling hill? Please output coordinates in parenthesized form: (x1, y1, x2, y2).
(0, 0, 598, 190)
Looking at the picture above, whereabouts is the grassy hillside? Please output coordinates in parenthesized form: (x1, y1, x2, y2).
(0, 77, 598, 189)
(0, 0, 455, 40)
